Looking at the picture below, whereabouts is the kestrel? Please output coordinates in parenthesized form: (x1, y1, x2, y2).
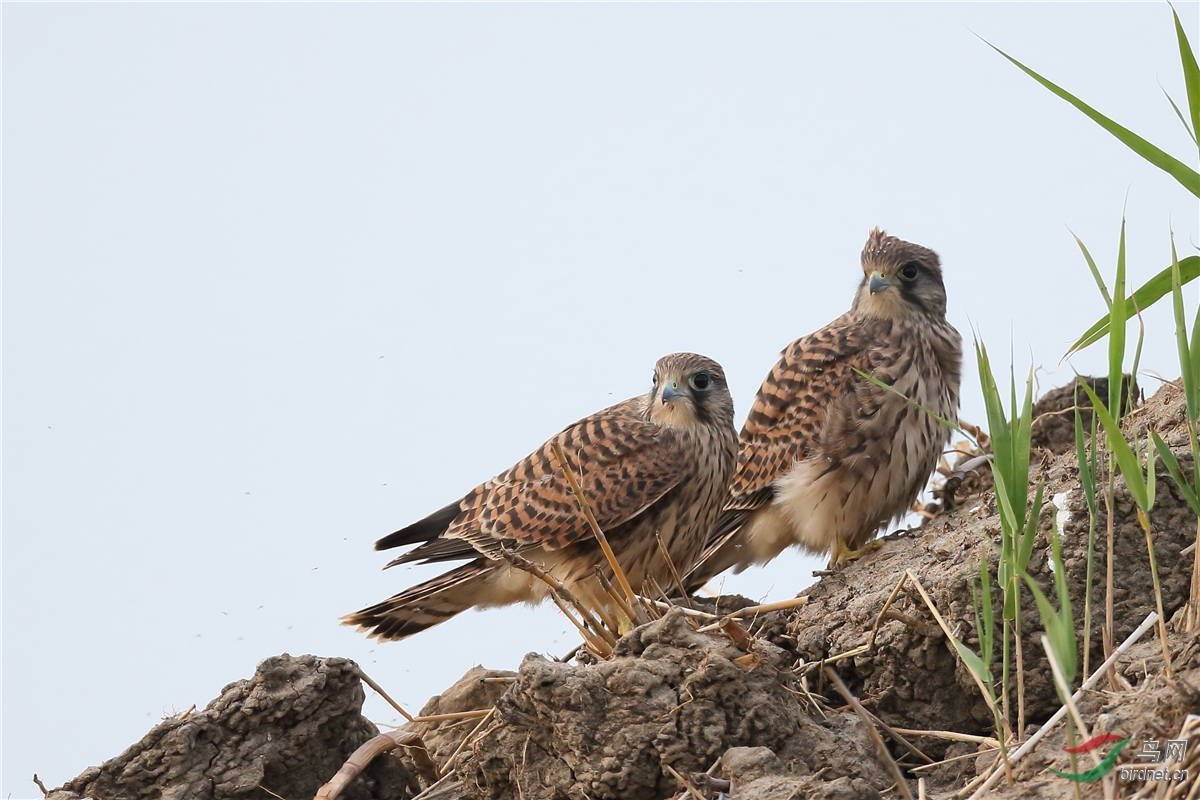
(687, 229, 961, 585)
(345, 353, 737, 641)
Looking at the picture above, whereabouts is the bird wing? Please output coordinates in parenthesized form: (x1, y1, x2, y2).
(399, 397, 686, 563)
(727, 315, 876, 511)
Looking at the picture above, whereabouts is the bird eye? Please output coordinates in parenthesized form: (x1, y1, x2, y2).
(652, 374, 659, 386)
(689, 373, 712, 391)
(899, 263, 920, 282)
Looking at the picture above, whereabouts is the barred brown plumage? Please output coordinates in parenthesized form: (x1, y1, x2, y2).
(344, 352, 737, 641)
(687, 229, 962, 586)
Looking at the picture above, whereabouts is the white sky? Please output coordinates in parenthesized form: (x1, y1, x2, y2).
(5, 2, 1199, 796)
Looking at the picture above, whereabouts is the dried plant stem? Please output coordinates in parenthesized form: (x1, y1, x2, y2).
(1104, 473, 1116, 664)
(968, 611, 1158, 799)
(891, 728, 1001, 747)
(655, 533, 694, 610)
(1137, 508, 1173, 676)
(445, 707, 496, 766)
(498, 549, 615, 654)
(825, 668, 914, 800)
(694, 595, 811, 632)
(412, 709, 493, 724)
(1014, 609, 1026, 742)
(905, 570, 1013, 743)
(663, 764, 705, 799)
(867, 573, 909, 650)
(1040, 634, 1113, 800)
(1191, 518, 1200, 632)
(593, 566, 638, 631)
(314, 730, 439, 800)
(359, 670, 415, 722)
(551, 442, 645, 624)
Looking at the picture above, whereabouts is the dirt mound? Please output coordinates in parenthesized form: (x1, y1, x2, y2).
(44, 378, 1200, 800)
(45, 655, 417, 800)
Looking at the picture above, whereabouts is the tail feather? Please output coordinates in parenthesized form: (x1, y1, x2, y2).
(342, 560, 490, 641)
(375, 499, 462, 552)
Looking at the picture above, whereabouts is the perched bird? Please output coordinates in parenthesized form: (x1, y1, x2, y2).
(345, 353, 737, 641)
(687, 229, 961, 586)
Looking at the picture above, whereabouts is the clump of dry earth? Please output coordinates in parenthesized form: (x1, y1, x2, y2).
(46, 379, 1200, 800)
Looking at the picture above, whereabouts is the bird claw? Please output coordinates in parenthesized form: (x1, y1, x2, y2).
(830, 539, 884, 568)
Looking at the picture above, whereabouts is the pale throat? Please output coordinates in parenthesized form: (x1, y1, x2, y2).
(854, 285, 913, 321)
(648, 398, 699, 428)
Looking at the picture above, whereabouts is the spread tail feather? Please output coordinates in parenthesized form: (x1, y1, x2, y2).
(342, 560, 491, 641)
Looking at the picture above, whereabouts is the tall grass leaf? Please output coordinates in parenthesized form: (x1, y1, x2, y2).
(1163, 86, 1198, 146)
(1109, 219, 1128, 417)
(1072, 233, 1112, 308)
(1079, 381, 1150, 510)
(953, 641, 994, 686)
(1152, 431, 1200, 515)
(1170, 240, 1197, 418)
(1075, 405, 1098, 518)
(1018, 482, 1045, 574)
(984, 42, 1200, 196)
(1173, 6, 1200, 146)
(1067, 256, 1200, 356)
(979, 555, 995, 664)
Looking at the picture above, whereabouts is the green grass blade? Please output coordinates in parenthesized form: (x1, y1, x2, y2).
(1173, 6, 1200, 148)
(1170, 240, 1197, 418)
(1163, 85, 1198, 146)
(1152, 431, 1200, 515)
(1017, 482, 1044, 573)
(984, 41, 1200, 196)
(1108, 219, 1128, 416)
(1075, 405, 1098, 518)
(953, 640, 995, 687)
(1079, 380, 1150, 510)
(1066, 256, 1200, 356)
(1072, 232, 1112, 308)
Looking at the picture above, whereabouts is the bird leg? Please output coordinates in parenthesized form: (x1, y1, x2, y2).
(830, 538, 885, 568)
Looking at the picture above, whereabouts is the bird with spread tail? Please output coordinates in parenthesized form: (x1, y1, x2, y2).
(686, 229, 962, 586)
(345, 353, 737, 642)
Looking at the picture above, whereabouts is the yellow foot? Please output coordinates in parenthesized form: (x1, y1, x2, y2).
(830, 538, 884, 568)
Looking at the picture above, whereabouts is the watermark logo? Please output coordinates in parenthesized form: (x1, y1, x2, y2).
(1049, 734, 1132, 782)
(1050, 733, 1189, 785)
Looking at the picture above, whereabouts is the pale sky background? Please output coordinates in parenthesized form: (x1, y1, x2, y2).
(5, 2, 1199, 796)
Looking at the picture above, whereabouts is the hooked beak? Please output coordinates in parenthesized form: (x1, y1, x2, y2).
(661, 382, 681, 403)
(869, 272, 892, 294)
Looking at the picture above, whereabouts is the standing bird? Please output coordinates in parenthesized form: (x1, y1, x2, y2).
(345, 353, 737, 642)
(687, 229, 961, 586)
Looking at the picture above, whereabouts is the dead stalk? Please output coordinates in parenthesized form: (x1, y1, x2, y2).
(824, 668, 914, 800)
(655, 533, 694, 610)
(1136, 508, 1173, 676)
(445, 707, 497, 767)
(663, 764, 705, 800)
(1015, 610, 1026, 741)
(1191, 518, 1200, 632)
(551, 442, 645, 623)
(498, 549, 616, 652)
(314, 730, 439, 800)
(1039, 634, 1113, 800)
(359, 670, 415, 722)
(905, 570, 1013, 744)
(867, 573, 910, 651)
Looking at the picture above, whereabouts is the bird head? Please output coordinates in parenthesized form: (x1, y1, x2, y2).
(647, 353, 734, 430)
(852, 228, 948, 321)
